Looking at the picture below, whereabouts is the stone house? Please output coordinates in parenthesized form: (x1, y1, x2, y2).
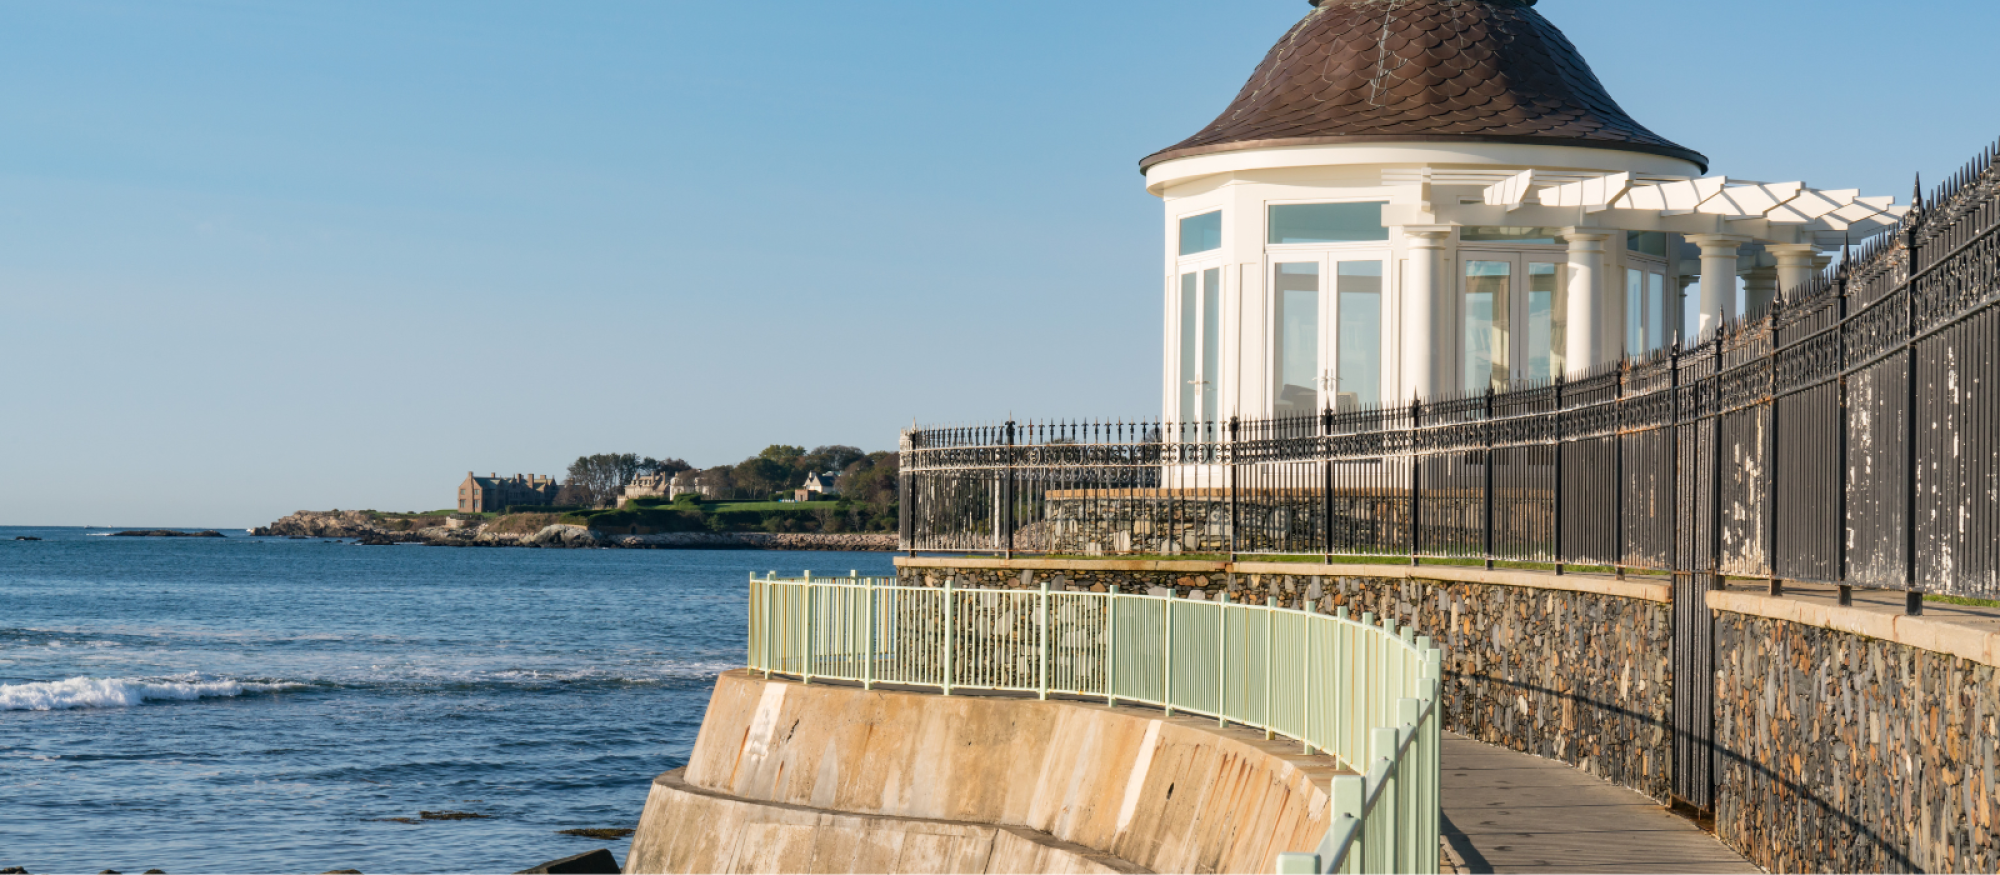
(458, 472, 560, 513)
(623, 471, 674, 501)
(671, 469, 702, 498)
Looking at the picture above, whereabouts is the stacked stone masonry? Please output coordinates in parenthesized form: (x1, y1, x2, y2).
(1714, 611, 2000, 874)
(899, 558, 2000, 874)
(896, 562, 1672, 801)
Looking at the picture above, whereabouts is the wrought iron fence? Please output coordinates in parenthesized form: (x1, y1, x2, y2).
(901, 140, 2000, 604)
(748, 572, 1444, 875)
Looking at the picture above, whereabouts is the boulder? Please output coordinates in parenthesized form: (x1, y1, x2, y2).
(521, 525, 606, 549)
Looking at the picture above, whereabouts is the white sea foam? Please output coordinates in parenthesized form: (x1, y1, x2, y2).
(0, 676, 302, 711)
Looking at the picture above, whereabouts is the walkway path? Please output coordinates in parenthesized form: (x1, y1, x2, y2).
(1439, 733, 1757, 874)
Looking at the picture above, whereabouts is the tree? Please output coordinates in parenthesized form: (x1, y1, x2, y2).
(695, 465, 735, 498)
(800, 445, 866, 479)
(641, 457, 693, 478)
(560, 453, 648, 508)
(732, 456, 789, 499)
(835, 451, 899, 515)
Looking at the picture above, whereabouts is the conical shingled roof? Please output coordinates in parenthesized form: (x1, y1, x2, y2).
(1140, 0, 1707, 172)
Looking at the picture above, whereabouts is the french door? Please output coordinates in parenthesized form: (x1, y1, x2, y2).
(1271, 252, 1388, 417)
(1175, 265, 1223, 425)
(1460, 251, 1567, 392)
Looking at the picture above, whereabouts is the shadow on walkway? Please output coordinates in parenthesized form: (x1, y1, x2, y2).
(1439, 733, 1756, 874)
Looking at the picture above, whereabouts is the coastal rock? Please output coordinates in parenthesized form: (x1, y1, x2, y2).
(253, 511, 383, 539)
(522, 525, 607, 549)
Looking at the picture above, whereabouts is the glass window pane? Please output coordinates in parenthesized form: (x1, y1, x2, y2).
(1336, 261, 1384, 411)
(1179, 211, 1222, 256)
(1626, 268, 1645, 354)
(1274, 263, 1320, 418)
(1627, 231, 1669, 258)
(1267, 202, 1388, 244)
(1462, 226, 1564, 244)
(1202, 268, 1222, 424)
(1179, 272, 1198, 421)
(1525, 262, 1564, 381)
(1647, 272, 1667, 350)
(1464, 261, 1510, 392)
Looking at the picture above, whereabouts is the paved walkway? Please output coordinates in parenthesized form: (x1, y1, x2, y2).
(1440, 733, 1758, 874)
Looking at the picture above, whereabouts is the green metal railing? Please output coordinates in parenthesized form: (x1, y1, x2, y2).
(746, 571, 1443, 875)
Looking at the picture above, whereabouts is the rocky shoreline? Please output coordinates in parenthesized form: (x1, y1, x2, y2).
(252, 511, 897, 552)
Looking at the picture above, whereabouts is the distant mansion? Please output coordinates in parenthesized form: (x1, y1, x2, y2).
(795, 472, 839, 502)
(622, 468, 841, 502)
(623, 470, 676, 500)
(458, 472, 560, 513)
(625, 469, 710, 500)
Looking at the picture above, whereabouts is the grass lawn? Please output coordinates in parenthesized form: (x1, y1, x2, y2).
(698, 501, 845, 513)
(1925, 593, 2000, 609)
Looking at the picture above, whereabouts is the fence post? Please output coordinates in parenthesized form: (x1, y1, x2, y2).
(943, 577, 955, 696)
(802, 574, 814, 685)
(1326, 774, 1364, 875)
(1229, 415, 1241, 561)
(1371, 725, 1400, 873)
(1265, 596, 1277, 740)
(1323, 404, 1336, 563)
(1303, 599, 1315, 755)
(1217, 591, 1230, 727)
(1410, 398, 1423, 566)
(1106, 585, 1119, 707)
(1903, 206, 1925, 615)
(1397, 697, 1422, 870)
(1836, 264, 1853, 605)
(1554, 373, 1566, 575)
(1005, 419, 1017, 559)
(1038, 577, 1051, 700)
(1164, 589, 1175, 717)
(863, 575, 876, 690)
(1616, 363, 1627, 579)
(900, 429, 916, 556)
(1484, 385, 1496, 570)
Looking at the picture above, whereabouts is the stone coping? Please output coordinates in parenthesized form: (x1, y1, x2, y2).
(895, 556, 1671, 603)
(1710, 588, 2000, 669)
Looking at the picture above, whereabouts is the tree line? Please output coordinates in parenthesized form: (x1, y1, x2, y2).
(552, 445, 898, 516)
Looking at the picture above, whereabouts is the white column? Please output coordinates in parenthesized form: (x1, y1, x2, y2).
(1743, 265, 1780, 316)
(1769, 243, 1819, 302)
(1398, 227, 1451, 401)
(1685, 234, 1748, 338)
(1674, 273, 1698, 345)
(1559, 229, 1613, 375)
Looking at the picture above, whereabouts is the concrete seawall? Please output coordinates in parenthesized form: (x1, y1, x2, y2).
(626, 672, 1345, 874)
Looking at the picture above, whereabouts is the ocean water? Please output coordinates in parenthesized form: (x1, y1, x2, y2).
(0, 526, 895, 874)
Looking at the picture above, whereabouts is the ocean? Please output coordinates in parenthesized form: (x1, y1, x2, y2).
(0, 526, 895, 873)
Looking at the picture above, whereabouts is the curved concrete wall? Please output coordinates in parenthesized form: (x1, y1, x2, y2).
(626, 671, 1343, 874)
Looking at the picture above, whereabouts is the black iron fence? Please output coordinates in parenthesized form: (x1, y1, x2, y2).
(901, 140, 2000, 604)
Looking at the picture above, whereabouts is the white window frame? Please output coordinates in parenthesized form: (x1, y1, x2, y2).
(1266, 250, 1394, 417)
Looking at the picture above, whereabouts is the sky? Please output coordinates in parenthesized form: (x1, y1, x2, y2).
(3, 0, 1996, 528)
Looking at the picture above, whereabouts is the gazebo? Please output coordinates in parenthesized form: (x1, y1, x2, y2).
(1143, 0, 1906, 422)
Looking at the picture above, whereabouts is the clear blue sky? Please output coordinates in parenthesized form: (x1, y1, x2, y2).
(4, 0, 1995, 527)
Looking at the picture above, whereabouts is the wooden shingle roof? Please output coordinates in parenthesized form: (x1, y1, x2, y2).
(1141, 0, 1706, 172)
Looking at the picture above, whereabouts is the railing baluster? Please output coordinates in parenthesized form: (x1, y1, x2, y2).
(744, 574, 1443, 872)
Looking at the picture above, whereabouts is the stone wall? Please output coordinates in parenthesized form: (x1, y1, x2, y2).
(1711, 597, 2000, 874)
(896, 559, 1674, 800)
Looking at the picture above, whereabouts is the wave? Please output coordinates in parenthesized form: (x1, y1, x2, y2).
(0, 675, 305, 711)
